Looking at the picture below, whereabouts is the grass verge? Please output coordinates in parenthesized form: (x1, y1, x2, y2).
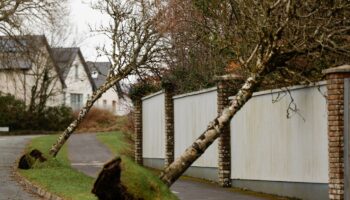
(18, 135, 97, 200)
(96, 132, 178, 200)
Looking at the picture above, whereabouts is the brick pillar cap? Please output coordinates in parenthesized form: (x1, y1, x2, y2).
(322, 64, 350, 75)
(214, 74, 243, 81)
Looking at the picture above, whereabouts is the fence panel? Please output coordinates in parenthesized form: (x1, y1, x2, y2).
(142, 91, 165, 159)
(174, 88, 218, 168)
(230, 83, 328, 183)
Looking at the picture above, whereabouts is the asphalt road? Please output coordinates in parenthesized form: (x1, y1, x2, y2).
(171, 179, 269, 200)
(0, 135, 39, 200)
(67, 133, 113, 178)
(68, 133, 268, 200)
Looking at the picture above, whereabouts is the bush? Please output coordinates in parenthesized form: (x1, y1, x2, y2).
(0, 93, 74, 131)
(118, 112, 135, 143)
(75, 108, 118, 132)
(0, 93, 27, 129)
(40, 106, 74, 131)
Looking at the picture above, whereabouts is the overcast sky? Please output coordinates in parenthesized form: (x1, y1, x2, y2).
(68, 0, 110, 62)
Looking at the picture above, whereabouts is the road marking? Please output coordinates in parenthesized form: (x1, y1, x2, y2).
(172, 191, 179, 194)
(71, 162, 104, 166)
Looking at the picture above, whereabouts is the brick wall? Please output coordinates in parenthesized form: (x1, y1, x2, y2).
(217, 79, 232, 187)
(164, 87, 174, 167)
(215, 74, 242, 187)
(324, 65, 350, 200)
(134, 98, 143, 165)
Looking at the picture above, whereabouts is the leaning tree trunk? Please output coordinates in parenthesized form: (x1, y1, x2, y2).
(49, 77, 121, 157)
(159, 69, 266, 187)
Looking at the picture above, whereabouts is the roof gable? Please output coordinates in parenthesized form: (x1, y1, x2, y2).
(51, 48, 79, 80)
(51, 47, 97, 91)
(86, 62, 112, 89)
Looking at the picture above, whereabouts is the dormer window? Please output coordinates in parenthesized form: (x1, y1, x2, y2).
(92, 71, 98, 79)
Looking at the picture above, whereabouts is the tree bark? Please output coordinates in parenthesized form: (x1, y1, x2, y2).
(49, 76, 121, 157)
(159, 71, 265, 187)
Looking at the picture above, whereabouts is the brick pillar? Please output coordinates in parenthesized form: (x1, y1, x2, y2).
(164, 85, 175, 167)
(323, 65, 350, 200)
(134, 98, 143, 165)
(215, 74, 242, 187)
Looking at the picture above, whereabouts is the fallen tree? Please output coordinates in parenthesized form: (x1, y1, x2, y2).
(49, 0, 169, 157)
(159, 0, 350, 186)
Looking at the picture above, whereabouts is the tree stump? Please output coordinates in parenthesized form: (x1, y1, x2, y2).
(18, 149, 47, 169)
(92, 157, 135, 200)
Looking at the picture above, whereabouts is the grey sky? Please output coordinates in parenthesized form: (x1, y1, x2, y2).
(69, 0, 110, 62)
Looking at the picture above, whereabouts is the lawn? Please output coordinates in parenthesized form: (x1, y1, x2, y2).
(96, 132, 178, 200)
(19, 135, 97, 200)
(18, 132, 177, 200)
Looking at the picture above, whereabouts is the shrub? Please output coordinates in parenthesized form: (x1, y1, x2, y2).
(0, 93, 27, 130)
(0, 93, 74, 131)
(75, 108, 119, 132)
(40, 106, 74, 131)
(129, 81, 161, 101)
(118, 112, 135, 143)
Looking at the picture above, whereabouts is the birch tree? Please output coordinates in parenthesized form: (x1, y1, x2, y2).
(160, 0, 350, 186)
(49, 0, 169, 157)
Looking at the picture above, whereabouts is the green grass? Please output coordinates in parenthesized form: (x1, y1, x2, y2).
(19, 135, 97, 200)
(97, 132, 178, 200)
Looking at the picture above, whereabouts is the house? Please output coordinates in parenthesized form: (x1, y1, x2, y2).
(0, 35, 130, 115)
(50, 48, 96, 111)
(0, 35, 65, 107)
(87, 61, 131, 115)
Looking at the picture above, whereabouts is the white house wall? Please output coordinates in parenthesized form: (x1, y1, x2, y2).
(0, 46, 64, 107)
(142, 92, 165, 159)
(174, 88, 218, 168)
(0, 70, 27, 102)
(94, 87, 131, 115)
(230, 83, 328, 183)
(64, 55, 93, 110)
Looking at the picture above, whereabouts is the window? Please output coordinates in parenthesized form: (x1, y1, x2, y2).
(112, 100, 117, 113)
(71, 93, 83, 111)
(63, 92, 66, 105)
(103, 100, 107, 108)
(92, 71, 98, 79)
(75, 65, 78, 80)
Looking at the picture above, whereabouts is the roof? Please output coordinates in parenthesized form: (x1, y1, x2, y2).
(86, 62, 112, 88)
(50, 48, 80, 80)
(0, 35, 66, 88)
(51, 48, 97, 91)
(0, 35, 44, 70)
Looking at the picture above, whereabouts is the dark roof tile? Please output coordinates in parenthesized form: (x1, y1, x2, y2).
(87, 62, 112, 88)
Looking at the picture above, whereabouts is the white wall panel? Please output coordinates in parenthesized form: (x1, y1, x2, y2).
(142, 92, 165, 159)
(231, 84, 328, 183)
(174, 88, 218, 168)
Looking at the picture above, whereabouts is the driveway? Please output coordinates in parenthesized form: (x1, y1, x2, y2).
(67, 133, 113, 177)
(68, 133, 270, 200)
(0, 135, 39, 200)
